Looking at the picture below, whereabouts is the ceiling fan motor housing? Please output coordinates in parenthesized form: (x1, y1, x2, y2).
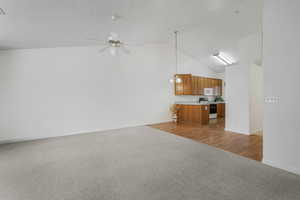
(108, 40, 122, 47)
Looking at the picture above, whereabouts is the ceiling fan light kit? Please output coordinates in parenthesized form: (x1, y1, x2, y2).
(111, 14, 121, 21)
(95, 32, 130, 56)
(88, 16, 130, 56)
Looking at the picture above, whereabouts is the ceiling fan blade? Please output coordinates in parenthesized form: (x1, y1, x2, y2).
(124, 41, 169, 46)
(86, 38, 100, 41)
(85, 38, 107, 44)
(120, 46, 131, 54)
(99, 46, 110, 53)
(123, 43, 144, 47)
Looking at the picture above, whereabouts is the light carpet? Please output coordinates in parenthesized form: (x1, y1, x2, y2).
(0, 126, 300, 200)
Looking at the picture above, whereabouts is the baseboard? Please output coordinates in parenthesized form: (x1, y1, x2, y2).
(0, 119, 171, 145)
(263, 158, 300, 175)
(0, 128, 108, 145)
(224, 128, 250, 135)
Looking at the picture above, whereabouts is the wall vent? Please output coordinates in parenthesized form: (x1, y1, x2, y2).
(0, 8, 6, 15)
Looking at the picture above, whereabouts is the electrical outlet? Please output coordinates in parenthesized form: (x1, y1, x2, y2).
(265, 96, 279, 103)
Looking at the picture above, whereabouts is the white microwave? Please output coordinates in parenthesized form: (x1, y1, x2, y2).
(204, 88, 215, 96)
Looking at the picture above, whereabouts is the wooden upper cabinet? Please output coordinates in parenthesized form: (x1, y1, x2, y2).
(192, 76, 198, 95)
(191, 76, 203, 95)
(210, 79, 215, 88)
(196, 77, 201, 95)
(174, 75, 183, 95)
(198, 77, 202, 95)
(174, 74, 223, 96)
(175, 74, 192, 95)
(213, 79, 218, 88)
(200, 77, 205, 95)
(204, 77, 209, 89)
(182, 75, 192, 95)
(207, 78, 211, 88)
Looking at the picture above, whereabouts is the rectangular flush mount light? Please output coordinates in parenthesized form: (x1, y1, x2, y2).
(213, 52, 235, 66)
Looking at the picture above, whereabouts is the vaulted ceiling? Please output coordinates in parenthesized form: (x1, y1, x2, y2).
(0, 0, 262, 72)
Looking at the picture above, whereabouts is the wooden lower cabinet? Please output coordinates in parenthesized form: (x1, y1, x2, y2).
(177, 104, 209, 125)
(201, 104, 209, 124)
(217, 103, 225, 118)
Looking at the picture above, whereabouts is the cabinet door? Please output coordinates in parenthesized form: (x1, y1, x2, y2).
(209, 78, 214, 88)
(177, 104, 209, 124)
(213, 79, 218, 88)
(203, 78, 209, 89)
(196, 77, 201, 95)
(217, 104, 223, 118)
(192, 76, 197, 95)
(184, 105, 189, 121)
(201, 105, 209, 125)
(222, 103, 225, 117)
(175, 74, 192, 95)
(174, 75, 184, 95)
(200, 77, 205, 95)
(194, 77, 198, 95)
(183, 75, 192, 95)
(207, 78, 211, 88)
(193, 76, 202, 95)
(217, 103, 225, 118)
(189, 105, 199, 122)
(177, 105, 201, 123)
(211, 79, 215, 88)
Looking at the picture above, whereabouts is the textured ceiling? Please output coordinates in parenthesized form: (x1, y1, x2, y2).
(0, 0, 262, 72)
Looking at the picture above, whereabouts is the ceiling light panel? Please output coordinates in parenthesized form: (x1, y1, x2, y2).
(213, 55, 228, 65)
(213, 52, 235, 66)
(219, 53, 234, 65)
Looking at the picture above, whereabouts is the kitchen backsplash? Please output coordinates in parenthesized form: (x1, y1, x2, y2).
(175, 95, 208, 102)
(174, 95, 225, 102)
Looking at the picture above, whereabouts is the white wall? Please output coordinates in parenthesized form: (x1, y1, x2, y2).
(263, 0, 300, 175)
(225, 33, 261, 135)
(0, 45, 175, 143)
(250, 64, 263, 133)
(225, 64, 250, 134)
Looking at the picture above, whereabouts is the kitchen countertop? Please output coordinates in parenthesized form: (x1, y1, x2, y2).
(175, 101, 225, 105)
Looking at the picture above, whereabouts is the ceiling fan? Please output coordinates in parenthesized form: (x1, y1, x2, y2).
(87, 15, 168, 56)
(88, 32, 131, 56)
(86, 15, 144, 55)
